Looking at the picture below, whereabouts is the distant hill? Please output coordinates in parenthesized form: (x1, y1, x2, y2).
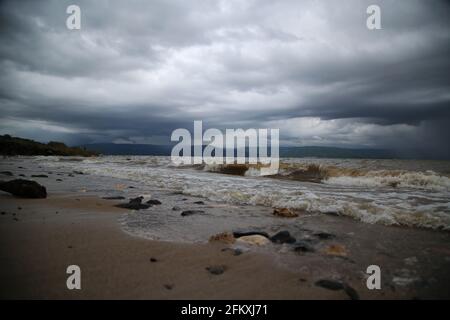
(80, 143, 172, 156)
(81, 143, 397, 159)
(279, 146, 396, 159)
(0, 134, 98, 156)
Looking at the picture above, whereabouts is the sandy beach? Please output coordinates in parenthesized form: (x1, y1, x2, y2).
(1, 159, 450, 299)
(0, 158, 450, 300)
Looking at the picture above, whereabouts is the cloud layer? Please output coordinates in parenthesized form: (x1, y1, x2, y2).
(1, 0, 449, 157)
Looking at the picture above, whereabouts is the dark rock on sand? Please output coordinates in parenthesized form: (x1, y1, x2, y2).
(314, 279, 359, 300)
(31, 174, 48, 178)
(172, 206, 181, 211)
(233, 230, 270, 238)
(0, 179, 47, 198)
(315, 279, 344, 290)
(193, 201, 205, 205)
(343, 285, 360, 300)
(294, 241, 316, 253)
(56, 179, 63, 182)
(221, 248, 243, 256)
(19, 174, 25, 177)
(73, 171, 84, 175)
(150, 257, 158, 262)
(181, 210, 204, 216)
(102, 196, 126, 200)
(313, 232, 336, 240)
(130, 196, 144, 203)
(323, 211, 340, 216)
(1, 171, 13, 176)
(270, 230, 296, 244)
(115, 197, 150, 210)
(146, 199, 162, 205)
(206, 265, 227, 275)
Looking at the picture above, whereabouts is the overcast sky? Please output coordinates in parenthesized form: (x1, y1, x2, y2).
(1, 0, 449, 157)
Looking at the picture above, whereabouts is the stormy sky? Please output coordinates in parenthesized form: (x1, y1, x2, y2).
(1, 0, 449, 157)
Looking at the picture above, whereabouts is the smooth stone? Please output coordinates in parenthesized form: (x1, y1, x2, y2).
(206, 265, 227, 275)
(270, 230, 296, 244)
(233, 230, 270, 238)
(236, 235, 270, 246)
(146, 199, 162, 205)
(181, 210, 204, 216)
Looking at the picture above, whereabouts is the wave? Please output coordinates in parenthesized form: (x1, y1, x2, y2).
(202, 162, 450, 191)
(35, 155, 450, 230)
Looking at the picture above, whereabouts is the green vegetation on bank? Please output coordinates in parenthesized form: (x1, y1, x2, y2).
(0, 134, 98, 156)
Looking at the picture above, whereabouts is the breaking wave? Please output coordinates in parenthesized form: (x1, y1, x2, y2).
(202, 162, 450, 192)
(36, 155, 450, 230)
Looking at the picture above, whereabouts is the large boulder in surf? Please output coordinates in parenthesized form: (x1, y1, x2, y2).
(0, 179, 47, 198)
(115, 196, 150, 210)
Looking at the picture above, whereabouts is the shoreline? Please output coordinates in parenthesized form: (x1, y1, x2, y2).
(1, 158, 450, 299)
(1, 192, 450, 299)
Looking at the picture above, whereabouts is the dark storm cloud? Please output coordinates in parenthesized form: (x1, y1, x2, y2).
(0, 0, 449, 157)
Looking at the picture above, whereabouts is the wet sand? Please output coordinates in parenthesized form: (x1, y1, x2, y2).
(0, 192, 449, 299)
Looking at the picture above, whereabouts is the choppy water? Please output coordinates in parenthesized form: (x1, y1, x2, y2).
(29, 155, 450, 230)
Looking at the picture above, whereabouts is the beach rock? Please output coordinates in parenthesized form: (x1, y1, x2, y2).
(129, 196, 144, 203)
(315, 279, 344, 290)
(73, 171, 84, 175)
(115, 197, 150, 210)
(206, 265, 227, 275)
(233, 230, 270, 238)
(181, 210, 204, 216)
(270, 231, 296, 244)
(56, 179, 63, 182)
(146, 199, 162, 205)
(343, 285, 360, 300)
(1, 171, 13, 176)
(314, 232, 336, 240)
(194, 201, 205, 205)
(102, 196, 126, 200)
(221, 247, 243, 256)
(19, 174, 25, 177)
(164, 284, 174, 290)
(323, 211, 340, 216)
(294, 241, 316, 253)
(273, 208, 298, 218)
(150, 257, 158, 262)
(236, 235, 270, 246)
(0, 179, 47, 198)
(172, 206, 181, 211)
(322, 244, 348, 257)
(31, 174, 48, 178)
(315, 279, 359, 300)
(209, 232, 235, 244)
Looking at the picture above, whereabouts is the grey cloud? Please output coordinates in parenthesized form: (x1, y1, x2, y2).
(0, 0, 449, 157)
